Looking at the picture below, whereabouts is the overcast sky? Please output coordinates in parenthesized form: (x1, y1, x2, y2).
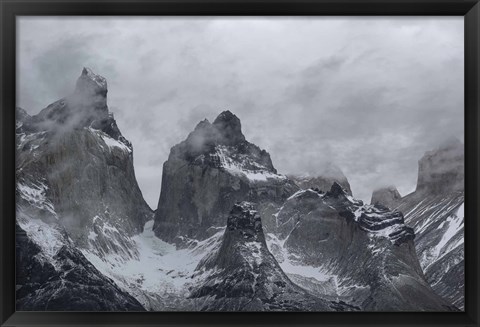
(17, 17, 464, 208)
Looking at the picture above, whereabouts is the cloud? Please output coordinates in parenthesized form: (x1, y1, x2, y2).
(17, 17, 464, 206)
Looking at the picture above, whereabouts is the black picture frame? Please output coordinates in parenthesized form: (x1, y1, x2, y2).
(1, 1, 479, 326)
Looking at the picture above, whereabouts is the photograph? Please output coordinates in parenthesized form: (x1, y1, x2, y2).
(15, 16, 464, 312)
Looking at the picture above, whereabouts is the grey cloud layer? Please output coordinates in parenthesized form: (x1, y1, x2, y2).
(17, 17, 464, 207)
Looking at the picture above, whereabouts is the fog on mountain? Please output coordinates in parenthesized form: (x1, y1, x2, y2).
(15, 68, 465, 312)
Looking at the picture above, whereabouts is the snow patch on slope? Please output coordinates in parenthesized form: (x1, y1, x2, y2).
(16, 208, 65, 270)
(88, 127, 132, 153)
(17, 180, 57, 217)
(423, 202, 464, 270)
(16, 131, 48, 151)
(266, 232, 369, 303)
(266, 233, 335, 283)
(82, 220, 224, 310)
(214, 145, 286, 182)
(87, 215, 139, 259)
(287, 189, 322, 201)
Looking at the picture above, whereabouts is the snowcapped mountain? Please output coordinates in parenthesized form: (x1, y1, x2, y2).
(15, 68, 152, 310)
(189, 202, 354, 311)
(394, 139, 464, 309)
(16, 68, 152, 253)
(15, 68, 463, 312)
(265, 182, 454, 311)
(153, 110, 298, 245)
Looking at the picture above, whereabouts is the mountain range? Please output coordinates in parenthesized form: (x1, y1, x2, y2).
(15, 68, 464, 311)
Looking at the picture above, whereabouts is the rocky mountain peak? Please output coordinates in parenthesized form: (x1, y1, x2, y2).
(190, 201, 333, 311)
(172, 111, 249, 161)
(213, 109, 239, 125)
(155, 110, 298, 244)
(72, 67, 108, 110)
(325, 181, 348, 198)
(16, 68, 151, 251)
(371, 185, 402, 209)
(76, 67, 108, 95)
(275, 185, 451, 311)
(31, 68, 111, 131)
(416, 138, 464, 194)
(226, 202, 263, 241)
(194, 118, 211, 130)
(197, 201, 268, 272)
(212, 110, 246, 145)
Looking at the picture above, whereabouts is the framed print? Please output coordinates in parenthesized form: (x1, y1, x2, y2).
(1, 0, 479, 326)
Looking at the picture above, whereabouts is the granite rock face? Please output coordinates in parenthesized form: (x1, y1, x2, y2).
(16, 68, 464, 312)
(15, 68, 152, 310)
(153, 111, 298, 244)
(189, 202, 351, 311)
(396, 139, 465, 309)
(370, 186, 402, 209)
(16, 68, 152, 253)
(269, 183, 453, 311)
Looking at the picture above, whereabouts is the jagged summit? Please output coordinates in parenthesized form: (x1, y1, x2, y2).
(212, 110, 239, 127)
(173, 111, 277, 173)
(279, 182, 415, 247)
(213, 109, 235, 121)
(21, 68, 131, 145)
(272, 183, 453, 311)
(16, 67, 462, 312)
(212, 110, 246, 145)
(198, 201, 265, 272)
(171, 112, 243, 159)
(194, 118, 211, 130)
(30, 68, 111, 131)
(73, 67, 108, 110)
(321, 183, 414, 245)
(154, 111, 298, 244)
(77, 67, 108, 92)
(190, 201, 335, 311)
(16, 68, 153, 311)
(326, 181, 347, 197)
(16, 68, 151, 249)
(177, 110, 247, 159)
(324, 182, 357, 203)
